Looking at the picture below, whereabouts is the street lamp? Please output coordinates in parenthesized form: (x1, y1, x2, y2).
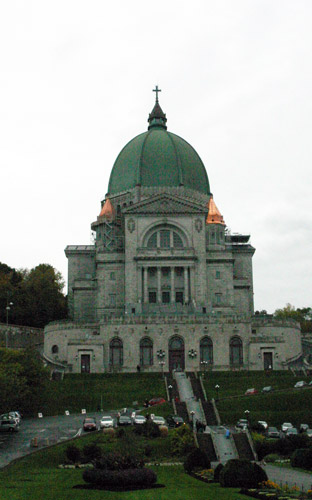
(200, 360, 208, 373)
(190, 410, 195, 430)
(5, 301, 13, 349)
(188, 349, 197, 359)
(159, 360, 165, 377)
(244, 409, 250, 426)
(215, 384, 220, 401)
(168, 384, 173, 401)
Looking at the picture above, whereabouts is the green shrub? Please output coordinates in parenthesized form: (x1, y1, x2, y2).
(170, 424, 195, 455)
(144, 444, 153, 457)
(82, 443, 102, 462)
(134, 420, 160, 438)
(65, 444, 81, 464)
(83, 468, 157, 487)
(219, 459, 267, 488)
(214, 463, 224, 482)
(94, 452, 144, 471)
(184, 448, 210, 473)
(264, 453, 281, 463)
(276, 434, 310, 456)
(291, 448, 312, 469)
(116, 427, 125, 438)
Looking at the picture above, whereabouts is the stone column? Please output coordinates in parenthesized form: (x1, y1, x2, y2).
(184, 266, 189, 304)
(157, 267, 162, 303)
(170, 267, 175, 303)
(139, 266, 143, 303)
(143, 267, 148, 303)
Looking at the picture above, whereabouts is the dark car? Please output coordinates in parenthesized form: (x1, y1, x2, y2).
(167, 415, 184, 428)
(149, 397, 166, 407)
(118, 415, 132, 426)
(266, 426, 280, 438)
(83, 417, 97, 432)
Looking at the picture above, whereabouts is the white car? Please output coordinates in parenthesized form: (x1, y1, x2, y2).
(294, 380, 307, 388)
(258, 420, 268, 430)
(133, 415, 146, 425)
(281, 422, 293, 432)
(151, 415, 166, 426)
(100, 415, 114, 428)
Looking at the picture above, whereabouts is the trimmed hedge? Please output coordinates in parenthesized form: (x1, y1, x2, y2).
(94, 452, 144, 471)
(291, 448, 312, 469)
(83, 468, 157, 487)
(184, 449, 210, 473)
(82, 444, 102, 462)
(65, 444, 81, 464)
(213, 463, 224, 482)
(219, 459, 267, 488)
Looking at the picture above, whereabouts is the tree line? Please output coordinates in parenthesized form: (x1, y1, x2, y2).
(0, 262, 67, 328)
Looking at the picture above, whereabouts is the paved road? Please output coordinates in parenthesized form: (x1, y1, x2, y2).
(263, 464, 312, 492)
(0, 411, 118, 469)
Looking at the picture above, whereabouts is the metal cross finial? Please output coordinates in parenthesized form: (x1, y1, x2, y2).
(153, 85, 161, 103)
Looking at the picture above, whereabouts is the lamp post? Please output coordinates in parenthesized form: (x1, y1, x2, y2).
(159, 361, 165, 378)
(190, 410, 195, 430)
(168, 384, 173, 401)
(200, 360, 208, 374)
(215, 384, 220, 401)
(244, 409, 250, 427)
(5, 301, 13, 349)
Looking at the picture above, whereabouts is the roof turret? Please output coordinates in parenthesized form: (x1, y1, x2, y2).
(206, 196, 225, 225)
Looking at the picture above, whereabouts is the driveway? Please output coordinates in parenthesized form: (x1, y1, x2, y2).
(0, 411, 117, 469)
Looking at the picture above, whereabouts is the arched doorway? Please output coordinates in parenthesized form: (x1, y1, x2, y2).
(169, 336, 185, 371)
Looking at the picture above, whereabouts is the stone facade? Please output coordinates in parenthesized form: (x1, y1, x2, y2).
(43, 100, 302, 373)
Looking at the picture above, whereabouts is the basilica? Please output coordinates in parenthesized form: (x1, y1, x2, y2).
(44, 90, 302, 373)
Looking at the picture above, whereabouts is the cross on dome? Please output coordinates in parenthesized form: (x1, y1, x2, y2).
(153, 85, 161, 103)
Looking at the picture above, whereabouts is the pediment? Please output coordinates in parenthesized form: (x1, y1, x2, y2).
(123, 193, 207, 216)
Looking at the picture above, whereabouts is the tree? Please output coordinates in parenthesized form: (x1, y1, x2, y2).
(0, 262, 67, 328)
(274, 303, 312, 333)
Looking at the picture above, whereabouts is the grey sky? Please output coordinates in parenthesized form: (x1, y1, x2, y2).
(1, 0, 311, 312)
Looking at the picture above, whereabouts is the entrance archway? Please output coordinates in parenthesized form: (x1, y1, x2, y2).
(169, 336, 185, 371)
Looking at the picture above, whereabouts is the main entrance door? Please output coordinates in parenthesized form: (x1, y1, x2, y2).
(169, 336, 185, 371)
(263, 352, 273, 370)
(81, 354, 91, 373)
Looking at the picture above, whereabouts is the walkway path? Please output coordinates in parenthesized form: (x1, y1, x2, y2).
(263, 464, 312, 492)
(174, 372, 204, 427)
(209, 425, 238, 462)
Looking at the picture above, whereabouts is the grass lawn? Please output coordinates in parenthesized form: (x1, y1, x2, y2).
(40, 373, 167, 416)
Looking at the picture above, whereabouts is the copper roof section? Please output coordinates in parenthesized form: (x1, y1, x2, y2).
(99, 198, 115, 221)
(206, 196, 225, 225)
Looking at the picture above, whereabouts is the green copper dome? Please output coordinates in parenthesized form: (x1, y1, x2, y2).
(108, 97, 210, 196)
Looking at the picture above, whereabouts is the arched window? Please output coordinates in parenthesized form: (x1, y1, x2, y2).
(52, 345, 58, 354)
(230, 336, 243, 366)
(110, 338, 123, 366)
(140, 337, 153, 366)
(146, 229, 185, 249)
(200, 337, 213, 364)
(169, 336, 184, 349)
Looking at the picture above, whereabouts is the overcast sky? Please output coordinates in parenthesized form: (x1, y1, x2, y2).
(1, 0, 311, 313)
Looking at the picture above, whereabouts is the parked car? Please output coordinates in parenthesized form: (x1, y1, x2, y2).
(83, 417, 97, 432)
(8, 411, 21, 424)
(245, 388, 258, 395)
(294, 380, 307, 388)
(281, 422, 293, 432)
(118, 415, 132, 426)
(285, 427, 298, 437)
(151, 415, 166, 426)
(306, 429, 312, 438)
(261, 386, 273, 393)
(266, 426, 280, 438)
(148, 397, 166, 407)
(258, 420, 268, 430)
(100, 415, 114, 429)
(0, 416, 19, 432)
(300, 424, 309, 432)
(236, 419, 249, 430)
(167, 415, 184, 428)
(133, 415, 146, 425)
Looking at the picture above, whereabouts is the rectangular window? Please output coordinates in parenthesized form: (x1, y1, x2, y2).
(110, 272, 116, 280)
(160, 230, 170, 248)
(216, 271, 221, 279)
(162, 291, 170, 303)
(109, 294, 116, 306)
(176, 291, 184, 304)
(215, 293, 222, 305)
(162, 267, 170, 277)
(149, 291, 157, 303)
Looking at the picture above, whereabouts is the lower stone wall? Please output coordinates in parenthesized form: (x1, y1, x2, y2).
(44, 316, 302, 374)
(0, 323, 44, 350)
